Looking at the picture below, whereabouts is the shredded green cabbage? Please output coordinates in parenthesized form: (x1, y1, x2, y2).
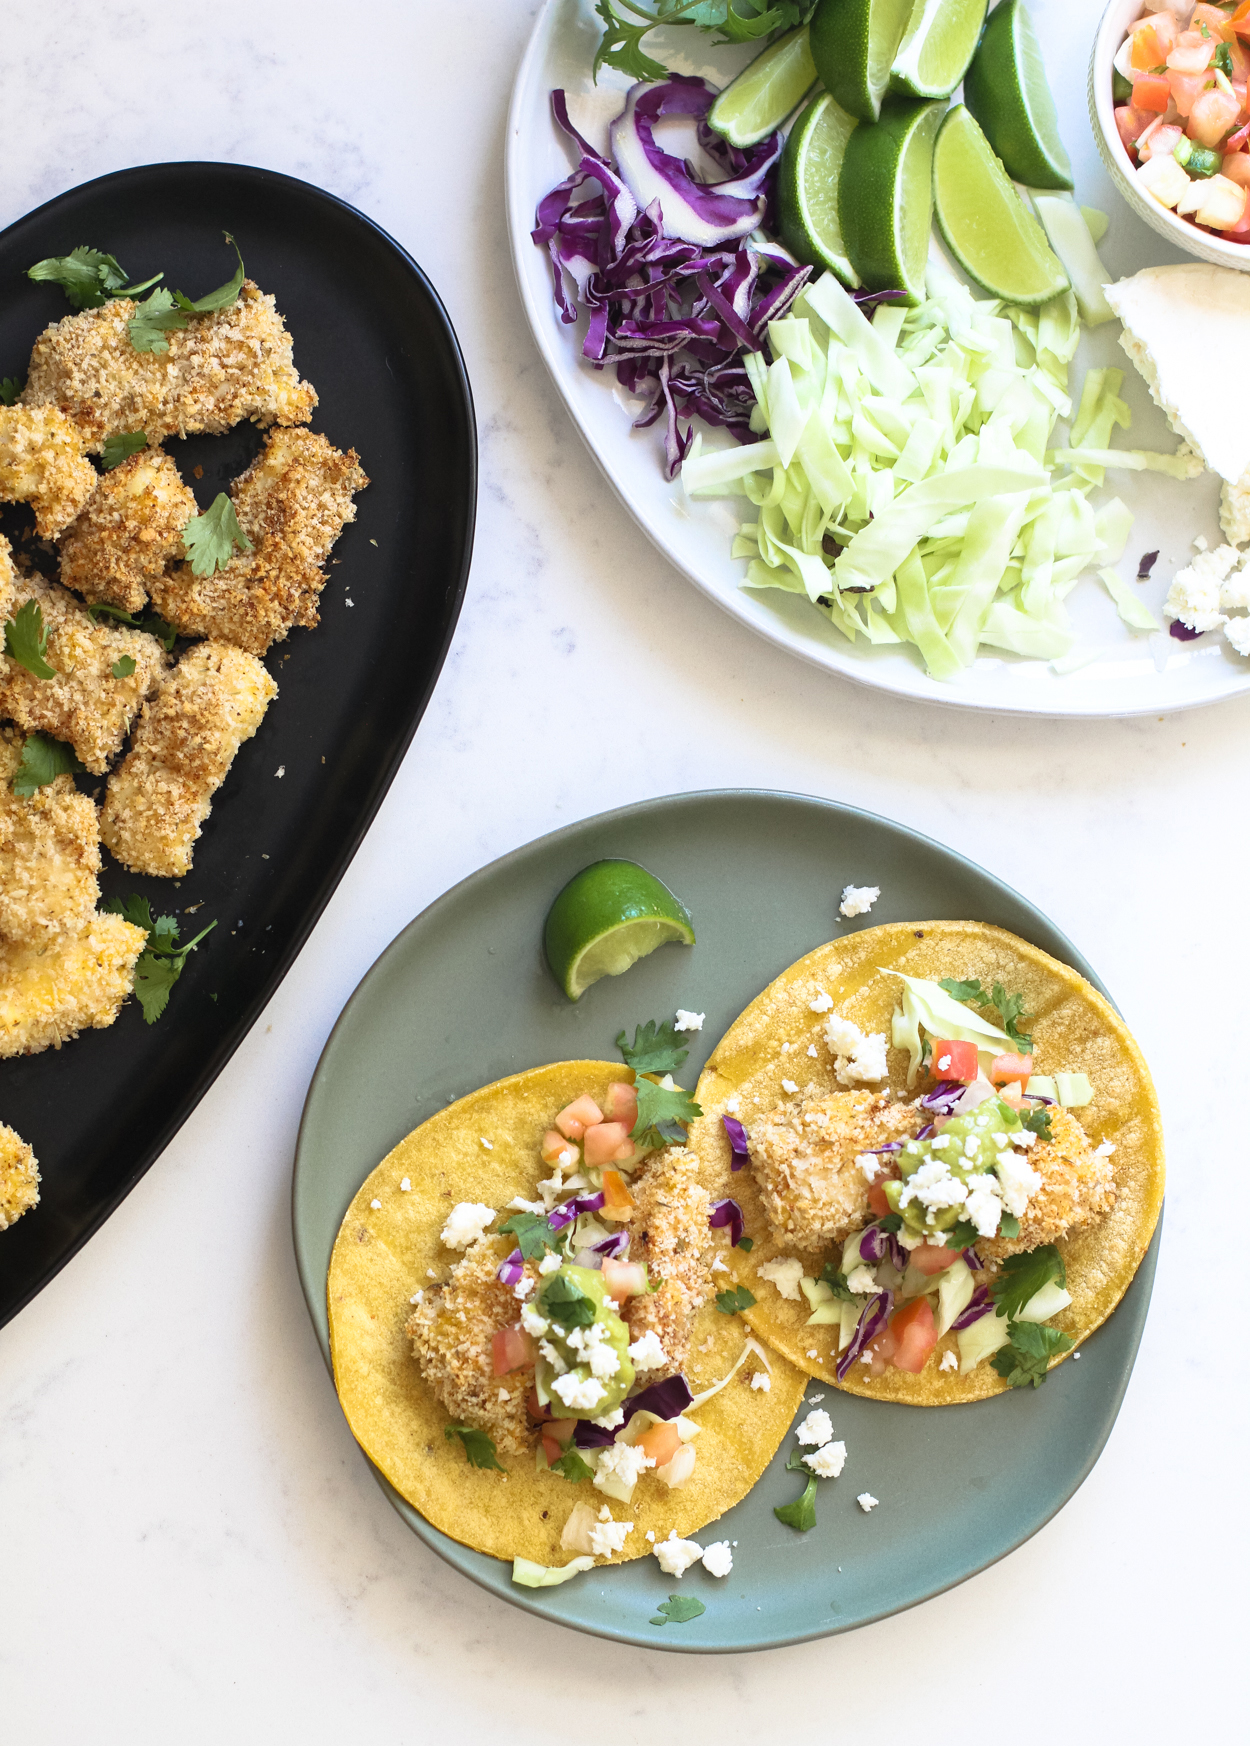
(682, 263, 1177, 678)
(511, 1555, 595, 1587)
(884, 970, 1012, 1085)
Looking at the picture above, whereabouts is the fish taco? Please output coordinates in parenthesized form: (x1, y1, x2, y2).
(328, 1060, 805, 1579)
(689, 922, 1165, 1404)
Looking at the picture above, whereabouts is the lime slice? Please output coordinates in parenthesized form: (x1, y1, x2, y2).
(708, 24, 819, 150)
(778, 92, 862, 287)
(838, 97, 945, 303)
(890, 0, 989, 101)
(809, 0, 914, 124)
(962, 0, 1073, 192)
(933, 106, 1070, 306)
(543, 860, 695, 1001)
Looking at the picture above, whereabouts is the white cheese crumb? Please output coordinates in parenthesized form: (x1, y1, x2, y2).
(995, 1149, 1043, 1217)
(1194, 534, 1209, 552)
(1165, 544, 1239, 633)
(538, 1338, 567, 1374)
(593, 1441, 654, 1496)
(750, 1371, 771, 1391)
(808, 1393, 825, 1402)
(806, 1043, 818, 1057)
(480, 1137, 493, 1150)
(440, 1201, 496, 1249)
(275, 765, 285, 778)
(370, 1198, 382, 1210)
(550, 1371, 607, 1411)
(645, 1530, 656, 1542)
(626, 1330, 668, 1371)
(824, 1014, 889, 1085)
(674, 1009, 705, 1032)
(796, 1408, 834, 1446)
(781, 1041, 793, 1053)
(498, 1388, 509, 1402)
(701, 1541, 733, 1578)
(409, 1291, 423, 1305)
(399, 1177, 411, 1192)
(539, 1252, 563, 1275)
(857, 1492, 879, 1512)
(725, 1094, 741, 1114)
(513, 1277, 535, 1300)
(806, 1348, 818, 1357)
(857, 1152, 884, 1183)
(588, 1518, 633, 1558)
(803, 1440, 847, 1479)
(507, 1196, 545, 1214)
(839, 884, 880, 918)
(592, 1406, 625, 1429)
(939, 1349, 959, 1372)
(1093, 1140, 1116, 1158)
(653, 1530, 704, 1577)
(520, 1304, 549, 1338)
(781, 1077, 799, 1094)
(809, 989, 834, 1013)
(758, 1256, 804, 1300)
(426, 1267, 438, 1280)
(845, 1263, 878, 1295)
(710, 1256, 729, 1273)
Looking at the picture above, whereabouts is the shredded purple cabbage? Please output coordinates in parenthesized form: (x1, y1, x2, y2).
(887, 1233, 908, 1273)
(708, 1197, 744, 1248)
(723, 1113, 750, 1170)
(962, 1247, 982, 1272)
(496, 1191, 608, 1285)
(919, 1080, 965, 1115)
(951, 1287, 993, 1330)
(1137, 549, 1159, 578)
(572, 1372, 695, 1447)
(853, 288, 908, 311)
(916, 1121, 936, 1141)
(592, 1231, 630, 1260)
(496, 1251, 525, 1288)
(836, 1290, 894, 1381)
(859, 1224, 886, 1264)
(533, 87, 809, 477)
(1169, 619, 1202, 641)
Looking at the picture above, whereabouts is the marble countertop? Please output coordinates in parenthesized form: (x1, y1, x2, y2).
(2, 1, 1242, 1739)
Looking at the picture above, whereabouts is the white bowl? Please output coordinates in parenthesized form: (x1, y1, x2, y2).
(1089, 0, 1250, 270)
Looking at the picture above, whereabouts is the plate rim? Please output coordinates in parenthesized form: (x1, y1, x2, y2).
(0, 158, 477, 1328)
(291, 786, 1160, 1652)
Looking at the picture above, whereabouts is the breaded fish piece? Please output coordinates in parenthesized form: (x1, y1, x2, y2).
(0, 728, 100, 944)
(0, 1123, 40, 1231)
(21, 282, 317, 450)
(0, 910, 146, 1058)
(748, 1090, 924, 1254)
(0, 532, 15, 625)
(0, 573, 168, 773)
(979, 1106, 1117, 1261)
(406, 1238, 539, 1456)
(149, 429, 368, 654)
(624, 1146, 714, 1382)
(0, 405, 97, 536)
(58, 446, 197, 612)
(100, 640, 277, 877)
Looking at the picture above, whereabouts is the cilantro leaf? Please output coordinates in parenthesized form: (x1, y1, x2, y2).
(999, 1213, 1020, 1240)
(498, 1210, 559, 1261)
(615, 1018, 689, 1076)
(4, 600, 56, 679)
(818, 1263, 855, 1300)
(774, 1475, 817, 1532)
(0, 377, 22, 406)
(737, 1235, 754, 1252)
(937, 976, 1031, 1047)
(172, 235, 245, 314)
(443, 1423, 506, 1471)
(182, 494, 252, 577)
(1020, 1108, 1052, 1140)
(127, 287, 189, 354)
(111, 655, 136, 679)
(27, 247, 161, 310)
(550, 1448, 595, 1483)
(785, 1444, 808, 1472)
(649, 1594, 707, 1626)
(101, 431, 147, 470)
(592, 0, 672, 80)
(1216, 39, 1234, 76)
(11, 732, 84, 796)
(103, 895, 216, 1024)
(938, 977, 986, 1003)
(715, 1285, 756, 1315)
(631, 1076, 701, 1149)
(988, 1245, 1066, 1320)
(86, 601, 177, 650)
(877, 1213, 902, 1234)
(990, 1320, 1074, 1389)
(946, 1220, 979, 1251)
(540, 1273, 597, 1329)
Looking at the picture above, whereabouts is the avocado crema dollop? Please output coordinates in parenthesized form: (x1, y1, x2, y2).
(884, 1098, 1024, 1235)
(533, 1263, 635, 1418)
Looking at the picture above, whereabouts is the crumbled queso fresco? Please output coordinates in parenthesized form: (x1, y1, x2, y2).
(823, 1015, 889, 1086)
(750, 1371, 771, 1391)
(795, 1409, 834, 1447)
(757, 1256, 804, 1300)
(626, 1330, 668, 1371)
(440, 1201, 496, 1249)
(804, 1440, 847, 1479)
(674, 1009, 705, 1032)
(857, 1493, 879, 1513)
(653, 1530, 704, 1577)
(839, 884, 880, 918)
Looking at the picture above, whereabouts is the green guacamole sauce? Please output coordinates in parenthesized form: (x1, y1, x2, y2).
(534, 1264, 635, 1419)
(883, 1098, 1021, 1234)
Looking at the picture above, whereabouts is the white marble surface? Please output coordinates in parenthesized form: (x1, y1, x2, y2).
(1, 2, 1243, 1738)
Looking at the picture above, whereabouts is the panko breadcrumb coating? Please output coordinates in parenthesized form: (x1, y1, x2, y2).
(149, 429, 368, 654)
(0, 1123, 40, 1231)
(0, 910, 146, 1057)
(0, 405, 97, 535)
(748, 1090, 923, 1253)
(624, 1146, 714, 1381)
(980, 1105, 1117, 1261)
(0, 573, 168, 773)
(21, 282, 317, 450)
(0, 728, 100, 944)
(0, 532, 15, 625)
(406, 1239, 539, 1455)
(100, 640, 277, 877)
(58, 446, 197, 612)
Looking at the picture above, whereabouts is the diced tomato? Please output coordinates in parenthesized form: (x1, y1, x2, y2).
(541, 1128, 576, 1166)
(890, 1296, 937, 1374)
(989, 1052, 1033, 1086)
(1169, 70, 1210, 116)
(1131, 24, 1164, 70)
(492, 1323, 536, 1375)
(1143, 122, 1185, 159)
(928, 1039, 978, 1083)
(1192, 4, 1234, 39)
(1135, 74, 1173, 113)
(910, 1242, 957, 1276)
(1169, 30, 1217, 75)
(637, 1421, 682, 1467)
(584, 1122, 631, 1166)
(867, 1326, 898, 1376)
(602, 1081, 638, 1129)
(601, 1257, 647, 1303)
(1235, 0, 1250, 42)
(1189, 86, 1242, 147)
(1115, 103, 1143, 153)
(555, 1094, 604, 1140)
(541, 1421, 576, 1465)
(867, 1180, 892, 1218)
(599, 1167, 636, 1220)
(527, 1386, 552, 1422)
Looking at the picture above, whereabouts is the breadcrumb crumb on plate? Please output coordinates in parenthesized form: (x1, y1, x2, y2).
(0, 1123, 40, 1231)
(0, 910, 146, 1058)
(0, 727, 101, 944)
(0, 405, 96, 535)
(58, 446, 198, 612)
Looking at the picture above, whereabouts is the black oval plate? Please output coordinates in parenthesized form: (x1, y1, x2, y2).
(0, 162, 475, 1327)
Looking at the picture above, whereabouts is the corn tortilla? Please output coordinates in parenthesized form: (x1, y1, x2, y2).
(689, 923, 1165, 1405)
(328, 1061, 807, 1564)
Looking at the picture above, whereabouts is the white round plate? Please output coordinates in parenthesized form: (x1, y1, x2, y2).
(506, 0, 1250, 717)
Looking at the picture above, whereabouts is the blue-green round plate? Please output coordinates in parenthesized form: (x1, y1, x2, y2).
(292, 791, 1160, 1652)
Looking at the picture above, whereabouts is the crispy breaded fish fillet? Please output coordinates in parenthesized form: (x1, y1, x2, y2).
(978, 1106, 1117, 1262)
(0, 728, 100, 944)
(624, 1146, 714, 1381)
(748, 1090, 923, 1254)
(0, 532, 15, 625)
(0, 1123, 40, 1231)
(0, 910, 146, 1058)
(0, 405, 97, 536)
(58, 446, 197, 612)
(100, 640, 277, 877)
(0, 573, 168, 773)
(149, 429, 368, 654)
(407, 1239, 540, 1456)
(21, 282, 317, 450)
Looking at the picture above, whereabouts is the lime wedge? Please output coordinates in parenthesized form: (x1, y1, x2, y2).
(708, 24, 819, 149)
(933, 106, 1069, 306)
(778, 92, 861, 286)
(890, 0, 988, 101)
(839, 97, 945, 303)
(809, 0, 914, 124)
(963, 0, 1073, 192)
(543, 860, 695, 1001)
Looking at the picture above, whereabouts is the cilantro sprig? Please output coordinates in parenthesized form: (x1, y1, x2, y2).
(938, 976, 1033, 1048)
(444, 1424, 506, 1471)
(0, 377, 22, 406)
(498, 1210, 560, 1261)
(774, 1474, 817, 1532)
(11, 732, 84, 797)
(593, 0, 807, 82)
(550, 1448, 595, 1483)
(182, 493, 252, 577)
(27, 246, 163, 310)
(989, 1244, 1066, 1321)
(715, 1285, 756, 1315)
(101, 431, 147, 471)
(631, 1075, 701, 1149)
(4, 600, 56, 679)
(86, 601, 177, 651)
(990, 1321, 1075, 1389)
(103, 894, 216, 1024)
(127, 235, 245, 353)
(650, 1594, 706, 1626)
(1020, 1107, 1052, 1140)
(818, 1263, 855, 1301)
(540, 1273, 597, 1329)
(111, 655, 136, 680)
(615, 1017, 688, 1076)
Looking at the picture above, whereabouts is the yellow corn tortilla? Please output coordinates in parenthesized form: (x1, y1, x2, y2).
(328, 1060, 807, 1564)
(689, 922, 1165, 1405)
